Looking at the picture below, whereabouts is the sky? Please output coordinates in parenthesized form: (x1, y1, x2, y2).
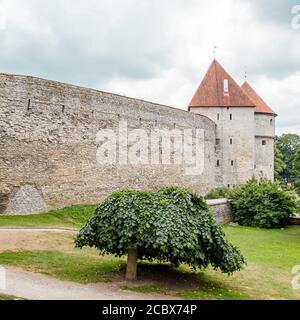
(0, 0, 299, 135)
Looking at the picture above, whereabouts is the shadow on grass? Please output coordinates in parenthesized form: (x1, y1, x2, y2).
(121, 262, 248, 300)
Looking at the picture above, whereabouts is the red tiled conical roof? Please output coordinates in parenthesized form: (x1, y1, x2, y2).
(241, 81, 277, 116)
(188, 59, 255, 109)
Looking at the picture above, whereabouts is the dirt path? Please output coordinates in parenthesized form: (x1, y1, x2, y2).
(0, 267, 178, 300)
(0, 228, 180, 300)
(0, 228, 77, 232)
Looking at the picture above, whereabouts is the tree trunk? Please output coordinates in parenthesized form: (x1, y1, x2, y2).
(126, 248, 138, 281)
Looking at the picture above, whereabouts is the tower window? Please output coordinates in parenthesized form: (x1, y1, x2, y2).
(262, 140, 267, 146)
(217, 160, 220, 167)
(231, 160, 234, 166)
(223, 79, 229, 93)
(230, 114, 232, 120)
(270, 119, 273, 125)
(217, 113, 220, 120)
(230, 138, 233, 145)
(228, 184, 231, 188)
(216, 138, 220, 145)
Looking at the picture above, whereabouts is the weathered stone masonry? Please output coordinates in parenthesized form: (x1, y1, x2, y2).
(0, 73, 216, 214)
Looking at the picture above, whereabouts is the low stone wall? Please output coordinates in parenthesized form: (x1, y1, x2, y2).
(207, 198, 233, 225)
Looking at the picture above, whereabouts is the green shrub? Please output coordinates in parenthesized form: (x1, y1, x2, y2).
(205, 187, 232, 200)
(231, 178, 298, 229)
(75, 187, 245, 279)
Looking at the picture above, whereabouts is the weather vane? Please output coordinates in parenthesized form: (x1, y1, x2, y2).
(213, 45, 217, 59)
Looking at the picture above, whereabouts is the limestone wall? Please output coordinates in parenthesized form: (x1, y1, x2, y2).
(206, 198, 233, 225)
(190, 107, 255, 187)
(254, 114, 275, 181)
(0, 73, 216, 214)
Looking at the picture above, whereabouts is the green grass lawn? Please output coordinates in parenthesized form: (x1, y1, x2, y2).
(0, 294, 25, 300)
(0, 206, 300, 299)
(0, 205, 96, 229)
(0, 251, 125, 283)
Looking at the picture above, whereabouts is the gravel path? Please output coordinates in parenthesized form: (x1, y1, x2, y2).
(0, 267, 178, 300)
(0, 228, 77, 233)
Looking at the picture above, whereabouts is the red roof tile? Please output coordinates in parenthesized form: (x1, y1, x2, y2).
(188, 59, 255, 109)
(241, 82, 277, 116)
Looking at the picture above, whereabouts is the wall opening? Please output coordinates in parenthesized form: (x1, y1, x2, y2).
(223, 79, 229, 93)
(262, 140, 267, 145)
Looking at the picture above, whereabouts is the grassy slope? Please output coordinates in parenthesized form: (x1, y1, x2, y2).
(0, 205, 300, 299)
(0, 205, 97, 229)
(177, 226, 300, 300)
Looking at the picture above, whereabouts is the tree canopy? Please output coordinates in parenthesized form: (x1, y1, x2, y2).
(75, 187, 245, 279)
(276, 134, 300, 182)
(274, 146, 286, 182)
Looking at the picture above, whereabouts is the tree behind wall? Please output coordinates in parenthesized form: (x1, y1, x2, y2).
(274, 146, 286, 182)
(293, 146, 300, 195)
(75, 187, 245, 280)
(276, 134, 300, 183)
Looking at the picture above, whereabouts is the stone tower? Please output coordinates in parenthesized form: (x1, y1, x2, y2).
(188, 59, 256, 188)
(241, 82, 277, 181)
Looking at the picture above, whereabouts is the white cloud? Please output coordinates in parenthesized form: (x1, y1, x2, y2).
(0, 0, 299, 134)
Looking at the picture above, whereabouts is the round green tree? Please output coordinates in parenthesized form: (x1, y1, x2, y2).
(231, 177, 298, 229)
(75, 187, 245, 280)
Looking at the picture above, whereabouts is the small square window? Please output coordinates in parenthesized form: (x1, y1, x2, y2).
(262, 140, 267, 145)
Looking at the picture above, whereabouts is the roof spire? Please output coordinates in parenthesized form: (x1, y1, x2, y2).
(244, 67, 247, 81)
(213, 45, 217, 59)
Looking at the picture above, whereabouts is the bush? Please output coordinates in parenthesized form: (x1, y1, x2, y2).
(231, 178, 298, 229)
(205, 187, 232, 200)
(75, 187, 245, 280)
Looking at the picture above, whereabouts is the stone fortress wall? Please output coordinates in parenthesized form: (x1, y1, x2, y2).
(0, 73, 217, 214)
(190, 107, 256, 187)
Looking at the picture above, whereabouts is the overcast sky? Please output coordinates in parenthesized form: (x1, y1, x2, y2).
(0, 0, 299, 135)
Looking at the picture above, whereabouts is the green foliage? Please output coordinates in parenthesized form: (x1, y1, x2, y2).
(231, 178, 298, 229)
(205, 187, 232, 200)
(274, 146, 286, 182)
(75, 187, 245, 274)
(293, 146, 300, 196)
(276, 133, 300, 182)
